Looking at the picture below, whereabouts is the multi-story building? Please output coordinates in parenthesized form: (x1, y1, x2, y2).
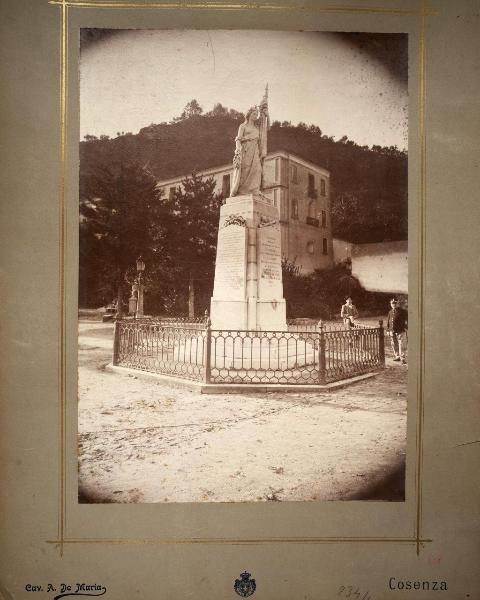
(158, 150, 333, 273)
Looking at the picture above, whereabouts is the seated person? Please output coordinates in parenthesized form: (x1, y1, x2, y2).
(341, 297, 359, 328)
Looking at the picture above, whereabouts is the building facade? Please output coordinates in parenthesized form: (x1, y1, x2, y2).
(158, 150, 333, 273)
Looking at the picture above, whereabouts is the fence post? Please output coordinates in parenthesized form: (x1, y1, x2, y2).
(378, 319, 386, 366)
(113, 318, 120, 365)
(204, 313, 212, 384)
(318, 320, 326, 384)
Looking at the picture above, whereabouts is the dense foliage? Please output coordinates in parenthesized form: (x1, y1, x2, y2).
(79, 163, 222, 314)
(79, 163, 168, 313)
(145, 171, 223, 316)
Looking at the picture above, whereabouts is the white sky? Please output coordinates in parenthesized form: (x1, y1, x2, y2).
(80, 30, 407, 149)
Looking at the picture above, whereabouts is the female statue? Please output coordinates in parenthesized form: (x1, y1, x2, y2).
(231, 87, 269, 197)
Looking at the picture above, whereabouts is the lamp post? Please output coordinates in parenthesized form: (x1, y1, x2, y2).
(135, 256, 145, 318)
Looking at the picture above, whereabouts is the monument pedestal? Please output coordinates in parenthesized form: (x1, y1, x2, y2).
(210, 193, 287, 331)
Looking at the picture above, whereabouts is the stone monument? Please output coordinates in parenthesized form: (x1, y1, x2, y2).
(210, 200, 287, 331)
(210, 86, 287, 331)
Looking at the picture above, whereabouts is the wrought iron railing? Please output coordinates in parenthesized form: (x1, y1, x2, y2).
(287, 319, 372, 332)
(323, 325, 383, 382)
(209, 329, 320, 385)
(114, 319, 207, 381)
(135, 315, 207, 329)
(113, 318, 385, 385)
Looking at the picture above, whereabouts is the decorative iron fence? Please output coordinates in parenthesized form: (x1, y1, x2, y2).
(113, 317, 385, 385)
(114, 319, 207, 382)
(209, 329, 320, 385)
(287, 318, 374, 332)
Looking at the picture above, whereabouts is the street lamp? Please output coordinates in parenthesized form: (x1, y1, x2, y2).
(136, 256, 145, 274)
(135, 256, 145, 318)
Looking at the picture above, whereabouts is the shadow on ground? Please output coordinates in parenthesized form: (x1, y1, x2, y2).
(78, 460, 405, 504)
(345, 460, 405, 501)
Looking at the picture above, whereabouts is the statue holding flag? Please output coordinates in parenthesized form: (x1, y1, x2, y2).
(231, 85, 269, 197)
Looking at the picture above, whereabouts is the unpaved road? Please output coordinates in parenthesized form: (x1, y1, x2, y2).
(78, 321, 407, 503)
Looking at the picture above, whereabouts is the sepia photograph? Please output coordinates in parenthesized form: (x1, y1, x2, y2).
(78, 29, 408, 504)
(4, 0, 480, 596)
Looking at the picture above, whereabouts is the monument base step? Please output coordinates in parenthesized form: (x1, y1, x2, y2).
(107, 363, 379, 392)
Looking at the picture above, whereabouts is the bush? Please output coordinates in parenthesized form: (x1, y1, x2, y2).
(282, 260, 393, 319)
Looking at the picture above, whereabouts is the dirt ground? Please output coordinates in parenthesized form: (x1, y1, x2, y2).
(78, 321, 407, 503)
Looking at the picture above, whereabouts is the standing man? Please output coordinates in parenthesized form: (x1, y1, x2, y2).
(341, 297, 359, 329)
(387, 298, 408, 364)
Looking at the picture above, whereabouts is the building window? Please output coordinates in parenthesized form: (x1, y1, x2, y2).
(320, 178, 326, 196)
(322, 238, 328, 255)
(169, 187, 176, 201)
(222, 174, 231, 198)
(307, 241, 315, 255)
(291, 198, 298, 219)
(306, 200, 319, 226)
(291, 165, 298, 183)
(308, 173, 317, 198)
(321, 210, 327, 228)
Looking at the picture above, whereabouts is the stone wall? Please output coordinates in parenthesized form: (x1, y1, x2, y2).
(351, 241, 408, 294)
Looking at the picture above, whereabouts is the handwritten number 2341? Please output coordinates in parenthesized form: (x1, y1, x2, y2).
(338, 586, 371, 600)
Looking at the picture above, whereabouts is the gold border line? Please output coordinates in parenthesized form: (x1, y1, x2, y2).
(58, 0, 68, 559)
(415, 0, 428, 557)
(47, 537, 433, 546)
(52, 0, 432, 555)
(48, 0, 438, 16)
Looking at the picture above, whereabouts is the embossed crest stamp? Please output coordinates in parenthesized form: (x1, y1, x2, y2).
(234, 572, 256, 597)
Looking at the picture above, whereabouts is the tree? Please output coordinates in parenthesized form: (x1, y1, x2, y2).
(172, 99, 204, 122)
(165, 172, 222, 316)
(228, 108, 244, 120)
(330, 192, 362, 241)
(79, 162, 168, 314)
(308, 124, 322, 135)
(207, 102, 229, 117)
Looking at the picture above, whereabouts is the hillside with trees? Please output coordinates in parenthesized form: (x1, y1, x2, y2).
(80, 99, 407, 244)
